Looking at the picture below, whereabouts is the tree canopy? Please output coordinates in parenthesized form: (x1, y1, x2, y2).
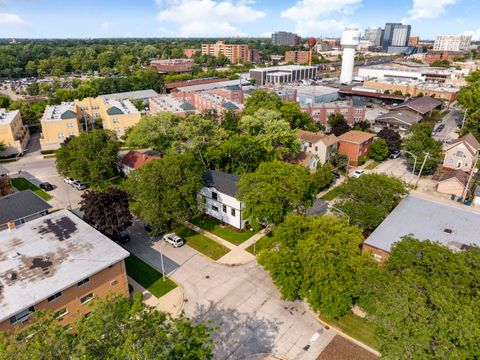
(237, 161, 317, 229)
(327, 114, 351, 136)
(336, 173, 408, 231)
(0, 295, 214, 360)
(378, 127, 402, 153)
(55, 129, 120, 184)
(458, 71, 480, 140)
(258, 214, 369, 319)
(368, 138, 389, 161)
(243, 90, 283, 115)
(122, 153, 203, 233)
(356, 237, 480, 359)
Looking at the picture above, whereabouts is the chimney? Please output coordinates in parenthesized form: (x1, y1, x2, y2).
(7, 220, 16, 231)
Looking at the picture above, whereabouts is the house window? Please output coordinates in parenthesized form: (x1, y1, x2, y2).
(315, 146, 318, 151)
(222, 205, 227, 213)
(66, 122, 74, 128)
(112, 119, 120, 124)
(110, 279, 118, 286)
(57, 132, 65, 140)
(308, 142, 312, 147)
(212, 192, 218, 200)
(77, 277, 90, 287)
(9, 306, 35, 325)
(202, 195, 206, 204)
(231, 208, 236, 217)
(55, 308, 68, 319)
(373, 254, 383, 262)
(455, 151, 465, 158)
(212, 205, 219, 212)
(80, 293, 94, 305)
(47, 291, 63, 303)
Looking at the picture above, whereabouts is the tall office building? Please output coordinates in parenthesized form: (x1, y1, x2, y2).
(433, 35, 472, 51)
(381, 23, 411, 50)
(271, 31, 301, 46)
(364, 27, 383, 47)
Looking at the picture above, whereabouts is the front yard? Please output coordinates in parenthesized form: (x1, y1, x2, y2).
(320, 186, 343, 201)
(190, 215, 256, 245)
(11, 177, 52, 201)
(176, 227, 230, 260)
(125, 254, 177, 298)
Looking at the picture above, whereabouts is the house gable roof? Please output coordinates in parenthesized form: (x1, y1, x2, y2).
(376, 109, 420, 126)
(120, 150, 162, 170)
(446, 133, 480, 155)
(439, 169, 469, 186)
(337, 130, 375, 144)
(0, 190, 52, 225)
(203, 170, 240, 198)
(297, 130, 338, 146)
(393, 96, 442, 115)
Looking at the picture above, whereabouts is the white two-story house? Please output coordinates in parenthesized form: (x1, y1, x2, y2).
(297, 130, 338, 165)
(443, 133, 480, 172)
(197, 170, 246, 230)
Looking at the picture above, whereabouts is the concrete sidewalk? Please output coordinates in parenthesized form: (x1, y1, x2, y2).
(185, 222, 237, 250)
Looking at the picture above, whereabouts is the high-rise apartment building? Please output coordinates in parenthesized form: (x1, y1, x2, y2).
(271, 31, 301, 46)
(363, 27, 383, 47)
(433, 35, 472, 51)
(201, 41, 249, 64)
(381, 23, 411, 50)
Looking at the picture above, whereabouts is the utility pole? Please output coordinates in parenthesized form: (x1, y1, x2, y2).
(415, 152, 430, 188)
(461, 153, 478, 202)
(461, 109, 468, 130)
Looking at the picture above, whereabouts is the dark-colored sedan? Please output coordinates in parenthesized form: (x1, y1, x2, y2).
(332, 172, 341, 179)
(111, 230, 131, 244)
(39, 182, 54, 191)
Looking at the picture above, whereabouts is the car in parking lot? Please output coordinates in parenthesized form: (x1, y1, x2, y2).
(72, 181, 87, 190)
(390, 150, 401, 159)
(352, 169, 364, 178)
(163, 233, 184, 247)
(63, 177, 75, 185)
(39, 182, 54, 191)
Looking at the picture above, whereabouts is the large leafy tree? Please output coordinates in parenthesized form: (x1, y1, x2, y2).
(80, 189, 132, 236)
(327, 113, 351, 136)
(402, 122, 443, 175)
(457, 70, 480, 140)
(56, 129, 120, 184)
(279, 101, 315, 129)
(243, 90, 282, 115)
(314, 162, 334, 191)
(0, 295, 214, 360)
(122, 153, 203, 233)
(368, 138, 389, 161)
(356, 237, 480, 359)
(258, 214, 369, 319)
(378, 127, 402, 152)
(237, 161, 316, 229)
(336, 173, 408, 231)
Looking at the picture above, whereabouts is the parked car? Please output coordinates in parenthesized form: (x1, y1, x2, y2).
(332, 172, 341, 179)
(432, 124, 445, 135)
(72, 181, 87, 190)
(39, 182, 54, 191)
(352, 169, 365, 178)
(390, 150, 401, 159)
(63, 177, 75, 185)
(110, 230, 131, 244)
(163, 233, 184, 247)
(144, 224, 153, 232)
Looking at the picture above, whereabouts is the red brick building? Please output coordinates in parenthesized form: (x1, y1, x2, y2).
(301, 100, 366, 127)
(337, 130, 375, 166)
(285, 51, 310, 65)
(425, 50, 466, 65)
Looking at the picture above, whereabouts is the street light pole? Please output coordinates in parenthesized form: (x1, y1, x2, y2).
(159, 242, 166, 282)
(401, 150, 417, 176)
(415, 152, 430, 188)
(330, 206, 350, 225)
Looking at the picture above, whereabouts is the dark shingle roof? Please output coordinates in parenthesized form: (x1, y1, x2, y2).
(203, 170, 240, 198)
(106, 106, 124, 115)
(0, 190, 52, 225)
(439, 169, 469, 186)
(180, 102, 196, 111)
(222, 102, 239, 110)
(376, 109, 421, 126)
(394, 96, 442, 115)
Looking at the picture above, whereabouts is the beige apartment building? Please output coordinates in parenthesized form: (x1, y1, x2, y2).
(0, 109, 30, 156)
(40, 97, 141, 150)
(0, 210, 129, 333)
(202, 41, 249, 63)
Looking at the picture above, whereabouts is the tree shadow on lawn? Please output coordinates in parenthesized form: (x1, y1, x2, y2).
(193, 301, 281, 360)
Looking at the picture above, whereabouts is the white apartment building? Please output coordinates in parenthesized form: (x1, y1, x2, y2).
(433, 35, 472, 51)
(197, 170, 245, 230)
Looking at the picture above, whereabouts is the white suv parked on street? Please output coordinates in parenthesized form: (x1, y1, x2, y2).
(163, 233, 184, 248)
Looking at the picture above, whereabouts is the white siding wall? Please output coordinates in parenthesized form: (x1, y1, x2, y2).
(443, 144, 475, 172)
(198, 187, 245, 229)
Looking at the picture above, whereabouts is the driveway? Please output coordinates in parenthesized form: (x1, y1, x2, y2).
(433, 108, 463, 144)
(124, 222, 336, 360)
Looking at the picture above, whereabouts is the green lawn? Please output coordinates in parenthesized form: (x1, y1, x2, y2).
(365, 161, 381, 170)
(320, 312, 378, 350)
(176, 227, 230, 260)
(190, 215, 255, 245)
(124, 254, 177, 298)
(320, 186, 343, 201)
(11, 177, 52, 201)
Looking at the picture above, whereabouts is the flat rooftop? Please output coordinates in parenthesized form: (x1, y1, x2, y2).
(99, 89, 159, 101)
(0, 109, 19, 125)
(41, 103, 75, 122)
(250, 65, 317, 72)
(176, 79, 249, 92)
(0, 210, 129, 323)
(103, 98, 139, 115)
(150, 95, 192, 112)
(364, 195, 480, 253)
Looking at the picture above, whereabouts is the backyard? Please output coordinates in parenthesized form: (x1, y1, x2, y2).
(11, 177, 52, 201)
(190, 215, 256, 245)
(176, 227, 230, 260)
(125, 254, 177, 298)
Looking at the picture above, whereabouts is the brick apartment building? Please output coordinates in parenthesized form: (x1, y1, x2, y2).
(285, 51, 310, 65)
(301, 100, 366, 127)
(425, 50, 467, 65)
(0, 210, 129, 333)
(337, 130, 375, 166)
(150, 59, 194, 74)
(202, 41, 250, 64)
(183, 49, 199, 58)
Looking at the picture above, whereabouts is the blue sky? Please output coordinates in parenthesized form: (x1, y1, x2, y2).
(0, 0, 479, 40)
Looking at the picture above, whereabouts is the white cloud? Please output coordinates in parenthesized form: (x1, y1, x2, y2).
(281, 0, 361, 36)
(407, 0, 457, 20)
(464, 29, 480, 41)
(0, 12, 29, 29)
(101, 21, 111, 30)
(155, 0, 266, 37)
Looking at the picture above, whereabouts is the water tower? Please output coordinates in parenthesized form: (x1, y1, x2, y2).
(306, 37, 317, 66)
(340, 27, 360, 84)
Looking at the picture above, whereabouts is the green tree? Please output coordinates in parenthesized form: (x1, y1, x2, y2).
(369, 138, 389, 161)
(279, 101, 313, 129)
(0, 94, 11, 108)
(402, 122, 443, 175)
(378, 127, 402, 152)
(329, 149, 349, 170)
(237, 161, 316, 229)
(243, 90, 282, 115)
(55, 129, 120, 184)
(336, 174, 408, 231)
(314, 162, 334, 191)
(357, 237, 480, 359)
(0, 295, 214, 360)
(258, 214, 369, 319)
(122, 153, 203, 233)
(327, 113, 351, 136)
(457, 71, 480, 139)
